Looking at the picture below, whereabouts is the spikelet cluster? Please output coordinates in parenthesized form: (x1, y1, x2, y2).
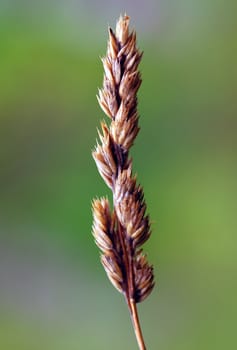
(92, 15, 154, 304)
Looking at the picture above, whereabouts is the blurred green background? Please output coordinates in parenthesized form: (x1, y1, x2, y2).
(0, 1, 236, 349)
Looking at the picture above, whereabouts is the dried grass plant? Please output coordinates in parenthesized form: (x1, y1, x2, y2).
(92, 14, 154, 350)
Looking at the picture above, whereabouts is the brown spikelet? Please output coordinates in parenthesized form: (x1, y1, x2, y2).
(92, 15, 154, 350)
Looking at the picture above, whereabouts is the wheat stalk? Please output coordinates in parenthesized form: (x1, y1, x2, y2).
(92, 14, 154, 350)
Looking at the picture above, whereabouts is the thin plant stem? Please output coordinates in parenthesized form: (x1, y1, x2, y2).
(128, 298, 146, 350)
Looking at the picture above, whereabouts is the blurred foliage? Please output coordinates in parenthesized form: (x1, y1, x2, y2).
(0, 1, 236, 349)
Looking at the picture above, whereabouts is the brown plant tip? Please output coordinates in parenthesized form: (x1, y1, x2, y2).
(92, 14, 154, 350)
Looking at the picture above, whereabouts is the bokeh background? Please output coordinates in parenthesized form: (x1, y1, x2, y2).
(0, 1, 236, 349)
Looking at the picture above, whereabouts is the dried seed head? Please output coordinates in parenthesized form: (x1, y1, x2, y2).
(114, 169, 151, 248)
(92, 198, 124, 293)
(101, 254, 123, 293)
(134, 251, 155, 303)
(92, 14, 154, 310)
(92, 198, 113, 251)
